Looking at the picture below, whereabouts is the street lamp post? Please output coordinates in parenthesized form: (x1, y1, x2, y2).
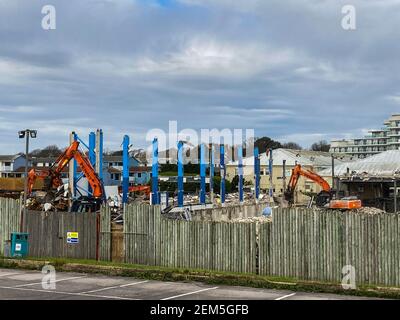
(18, 129, 37, 229)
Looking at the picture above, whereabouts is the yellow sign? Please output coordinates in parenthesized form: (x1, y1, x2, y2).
(67, 232, 79, 244)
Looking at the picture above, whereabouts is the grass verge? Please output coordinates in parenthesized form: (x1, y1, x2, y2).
(0, 257, 399, 299)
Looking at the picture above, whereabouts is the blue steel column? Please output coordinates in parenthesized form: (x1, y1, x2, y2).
(220, 144, 225, 205)
(88, 132, 96, 195)
(200, 144, 206, 204)
(122, 135, 129, 204)
(238, 145, 244, 204)
(178, 141, 184, 207)
(89, 132, 96, 166)
(254, 147, 260, 202)
(73, 132, 78, 198)
(209, 144, 214, 204)
(98, 129, 104, 181)
(151, 138, 159, 205)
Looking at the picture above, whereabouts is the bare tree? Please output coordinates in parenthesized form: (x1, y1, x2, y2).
(282, 142, 302, 150)
(311, 140, 330, 152)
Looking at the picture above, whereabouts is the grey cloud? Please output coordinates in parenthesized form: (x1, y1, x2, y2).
(0, 0, 399, 153)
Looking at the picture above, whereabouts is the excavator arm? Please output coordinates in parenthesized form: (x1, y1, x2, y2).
(72, 149, 103, 198)
(27, 141, 104, 200)
(285, 164, 331, 204)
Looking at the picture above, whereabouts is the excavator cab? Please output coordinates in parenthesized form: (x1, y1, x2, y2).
(71, 196, 103, 213)
(315, 190, 333, 207)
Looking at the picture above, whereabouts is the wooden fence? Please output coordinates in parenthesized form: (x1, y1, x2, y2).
(124, 205, 257, 273)
(24, 211, 98, 259)
(0, 198, 21, 255)
(124, 205, 400, 287)
(2, 197, 400, 288)
(99, 206, 111, 261)
(259, 208, 400, 287)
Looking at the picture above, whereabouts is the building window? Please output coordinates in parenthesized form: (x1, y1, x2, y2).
(137, 173, 142, 178)
(4, 162, 11, 166)
(114, 174, 120, 181)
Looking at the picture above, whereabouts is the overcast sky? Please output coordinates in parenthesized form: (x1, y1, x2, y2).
(1, 0, 399, 153)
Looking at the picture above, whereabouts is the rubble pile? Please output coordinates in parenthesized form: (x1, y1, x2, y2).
(26, 192, 69, 212)
(352, 207, 386, 215)
(167, 193, 273, 208)
(231, 216, 272, 223)
(315, 206, 386, 215)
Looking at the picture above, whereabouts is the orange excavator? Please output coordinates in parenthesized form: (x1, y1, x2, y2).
(27, 141, 104, 204)
(284, 164, 361, 210)
(118, 185, 151, 199)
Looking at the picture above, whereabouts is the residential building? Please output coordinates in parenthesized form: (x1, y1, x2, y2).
(129, 167, 151, 185)
(330, 114, 400, 159)
(31, 156, 58, 167)
(0, 154, 27, 177)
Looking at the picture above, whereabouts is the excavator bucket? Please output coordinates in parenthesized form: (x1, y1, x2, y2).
(329, 199, 362, 210)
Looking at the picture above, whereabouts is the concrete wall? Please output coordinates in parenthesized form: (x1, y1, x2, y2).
(190, 203, 265, 222)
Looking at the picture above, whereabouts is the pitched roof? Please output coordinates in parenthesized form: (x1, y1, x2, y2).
(104, 154, 143, 164)
(107, 167, 121, 174)
(227, 148, 349, 168)
(0, 154, 24, 161)
(318, 150, 400, 178)
(14, 166, 71, 173)
(129, 166, 151, 173)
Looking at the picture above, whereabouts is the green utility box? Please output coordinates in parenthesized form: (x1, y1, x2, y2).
(10, 232, 29, 258)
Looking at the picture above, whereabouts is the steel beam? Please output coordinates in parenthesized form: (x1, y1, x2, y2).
(220, 144, 225, 205)
(151, 138, 159, 205)
(238, 145, 244, 204)
(209, 144, 214, 205)
(178, 141, 184, 207)
(200, 144, 206, 204)
(122, 135, 129, 204)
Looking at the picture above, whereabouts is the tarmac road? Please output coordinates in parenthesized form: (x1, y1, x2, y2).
(0, 267, 379, 300)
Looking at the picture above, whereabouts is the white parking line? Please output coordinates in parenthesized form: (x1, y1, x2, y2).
(0, 272, 21, 277)
(81, 280, 149, 294)
(161, 287, 219, 300)
(275, 293, 296, 300)
(13, 276, 87, 288)
(0, 285, 139, 300)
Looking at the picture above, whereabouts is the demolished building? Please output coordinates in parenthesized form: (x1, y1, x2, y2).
(226, 148, 351, 204)
(319, 150, 400, 212)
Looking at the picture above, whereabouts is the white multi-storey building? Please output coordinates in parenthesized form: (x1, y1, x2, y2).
(330, 114, 400, 159)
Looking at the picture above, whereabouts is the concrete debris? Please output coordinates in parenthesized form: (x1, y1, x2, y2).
(231, 216, 272, 223)
(315, 206, 386, 215)
(351, 207, 386, 215)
